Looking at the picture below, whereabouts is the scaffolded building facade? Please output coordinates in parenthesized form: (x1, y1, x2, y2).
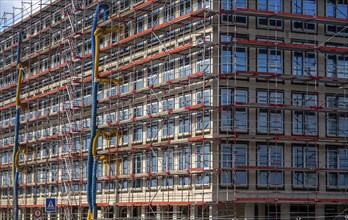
(1, 0, 348, 219)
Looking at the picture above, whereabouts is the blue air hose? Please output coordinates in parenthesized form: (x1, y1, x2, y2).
(91, 158, 98, 210)
(13, 31, 22, 220)
(88, 3, 109, 215)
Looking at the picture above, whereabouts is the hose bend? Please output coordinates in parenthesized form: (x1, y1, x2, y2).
(15, 145, 31, 171)
(94, 27, 123, 85)
(15, 64, 28, 110)
(92, 129, 118, 156)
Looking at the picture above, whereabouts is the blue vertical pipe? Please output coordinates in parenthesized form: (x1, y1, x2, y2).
(13, 31, 22, 220)
(91, 157, 98, 211)
(88, 3, 109, 216)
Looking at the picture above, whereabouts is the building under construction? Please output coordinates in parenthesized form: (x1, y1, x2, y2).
(1, 0, 348, 219)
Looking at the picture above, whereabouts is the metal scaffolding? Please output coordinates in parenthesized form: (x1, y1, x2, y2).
(0, 0, 348, 219)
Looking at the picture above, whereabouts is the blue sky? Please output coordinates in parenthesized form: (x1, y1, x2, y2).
(0, 0, 39, 29)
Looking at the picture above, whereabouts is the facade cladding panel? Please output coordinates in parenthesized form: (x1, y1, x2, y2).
(0, 0, 348, 219)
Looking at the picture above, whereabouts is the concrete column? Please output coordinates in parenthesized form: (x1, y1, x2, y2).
(97, 208, 103, 219)
(257, 204, 265, 219)
(318, 144, 326, 192)
(315, 204, 325, 219)
(114, 206, 118, 219)
(57, 209, 62, 220)
(141, 206, 146, 220)
(248, 142, 257, 191)
(281, 204, 290, 220)
(318, 93, 326, 137)
(190, 206, 196, 220)
(209, 204, 218, 220)
(19, 209, 22, 220)
(156, 206, 161, 220)
(284, 143, 292, 192)
(127, 206, 131, 218)
(77, 208, 81, 220)
(173, 206, 178, 220)
(244, 203, 254, 220)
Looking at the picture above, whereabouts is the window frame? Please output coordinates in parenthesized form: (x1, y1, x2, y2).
(179, 146, 192, 170)
(220, 142, 248, 186)
(292, 0, 316, 15)
(292, 145, 318, 189)
(257, 47, 283, 74)
(132, 153, 143, 174)
(327, 146, 348, 189)
(326, 54, 348, 78)
(196, 144, 210, 169)
(326, 95, 348, 137)
(220, 88, 248, 133)
(257, 91, 284, 134)
(257, 144, 284, 188)
(162, 148, 174, 171)
(292, 51, 317, 76)
(221, 44, 248, 74)
(257, 0, 282, 11)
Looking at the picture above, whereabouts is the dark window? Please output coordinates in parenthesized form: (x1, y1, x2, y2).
(290, 205, 315, 220)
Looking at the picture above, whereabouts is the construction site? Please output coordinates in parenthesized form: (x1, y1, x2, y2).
(0, 0, 348, 219)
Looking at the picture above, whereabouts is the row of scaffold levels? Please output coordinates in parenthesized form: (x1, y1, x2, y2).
(1, 0, 348, 219)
